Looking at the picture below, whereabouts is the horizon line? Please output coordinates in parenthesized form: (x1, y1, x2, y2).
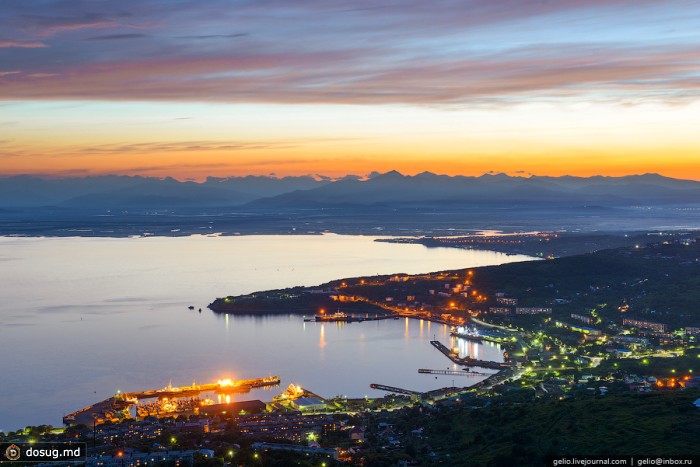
(1, 170, 696, 183)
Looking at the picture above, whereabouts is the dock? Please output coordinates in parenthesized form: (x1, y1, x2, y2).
(64, 375, 280, 426)
(125, 376, 281, 400)
(430, 341, 511, 369)
(305, 314, 399, 323)
(418, 368, 488, 377)
(370, 383, 423, 396)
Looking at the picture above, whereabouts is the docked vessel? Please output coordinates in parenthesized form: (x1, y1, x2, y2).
(314, 310, 349, 322)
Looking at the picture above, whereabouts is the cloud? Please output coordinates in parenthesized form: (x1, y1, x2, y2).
(26, 73, 58, 78)
(0, 0, 698, 106)
(0, 40, 46, 48)
(178, 33, 248, 40)
(112, 162, 232, 175)
(77, 140, 297, 155)
(1, 42, 698, 105)
(84, 33, 148, 41)
(20, 13, 123, 36)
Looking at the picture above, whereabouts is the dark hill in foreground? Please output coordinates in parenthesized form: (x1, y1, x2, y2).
(420, 390, 700, 466)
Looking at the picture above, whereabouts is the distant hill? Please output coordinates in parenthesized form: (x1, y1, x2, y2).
(1, 171, 699, 210)
(249, 171, 700, 208)
(0, 174, 330, 208)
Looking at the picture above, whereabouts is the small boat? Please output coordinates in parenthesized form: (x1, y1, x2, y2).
(188, 306, 195, 310)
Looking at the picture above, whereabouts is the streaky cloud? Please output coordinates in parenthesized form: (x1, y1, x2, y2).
(0, 40, 46, 48)
(84, 33, 148, 41)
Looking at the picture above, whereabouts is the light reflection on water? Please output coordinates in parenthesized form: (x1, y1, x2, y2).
(0, 234, 530, 431)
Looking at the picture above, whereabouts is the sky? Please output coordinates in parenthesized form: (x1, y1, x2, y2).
(1, 0, 700, 180)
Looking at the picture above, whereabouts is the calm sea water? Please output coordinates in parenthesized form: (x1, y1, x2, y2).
(0, 234, 532, 431)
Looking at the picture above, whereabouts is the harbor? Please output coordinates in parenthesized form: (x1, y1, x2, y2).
(63, 376, 281, 426)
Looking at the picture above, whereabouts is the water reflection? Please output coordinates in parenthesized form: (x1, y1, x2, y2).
(319, 324, 326, 349)
(450, 336, 504, 362)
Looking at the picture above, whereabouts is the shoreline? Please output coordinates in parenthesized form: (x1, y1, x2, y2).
(3, 230, 696, 261)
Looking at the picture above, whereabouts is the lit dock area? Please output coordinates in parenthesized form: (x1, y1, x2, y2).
(64, 375, 280, 426)
(125, 376, 281, 400)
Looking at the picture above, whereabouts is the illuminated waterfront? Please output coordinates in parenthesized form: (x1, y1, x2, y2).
(0, 234, 529, 431)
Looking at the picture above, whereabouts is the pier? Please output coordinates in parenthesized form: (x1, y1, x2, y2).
(305, 314, 399, 323)
(430, 340, 511, 369)
(370, 384, 423, 396)
(418, 368, 488, 377)
(64, 375, 280, 426)
(124, 376, 281, 400)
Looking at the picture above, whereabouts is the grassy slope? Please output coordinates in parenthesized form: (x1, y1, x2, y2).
(427, 390, 700, 466)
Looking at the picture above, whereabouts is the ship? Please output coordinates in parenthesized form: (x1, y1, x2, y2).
(314, 311, 349, 322)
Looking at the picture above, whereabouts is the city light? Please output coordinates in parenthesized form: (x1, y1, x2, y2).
(217, 378, 236, 387)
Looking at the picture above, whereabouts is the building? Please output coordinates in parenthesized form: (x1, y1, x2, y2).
(86, 449, 215, 467)
(200, 400, 267, 417)
(570, 324, 602, 336)
(237, 414, 339, 441)
(489, 307, 511, 315)
(252, 442, 339, 460)
(291, 397, 326, 412)
(333, 294, 359, 302)
(622, 318, 668, 333)
(686, 327, 700, 335)
(516, 307, 552, 315)
(496, 297, 518, 306)
(348, 426, 365, 441)
(681, 377, 700, 389)
(612, 335, 649, 348)
(570, 313, 594, 325)
(389, 275, 409, 282)
(609, 348, 633, 357)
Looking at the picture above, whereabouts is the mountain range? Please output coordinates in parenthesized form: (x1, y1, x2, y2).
(1, 171, 699, 210)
